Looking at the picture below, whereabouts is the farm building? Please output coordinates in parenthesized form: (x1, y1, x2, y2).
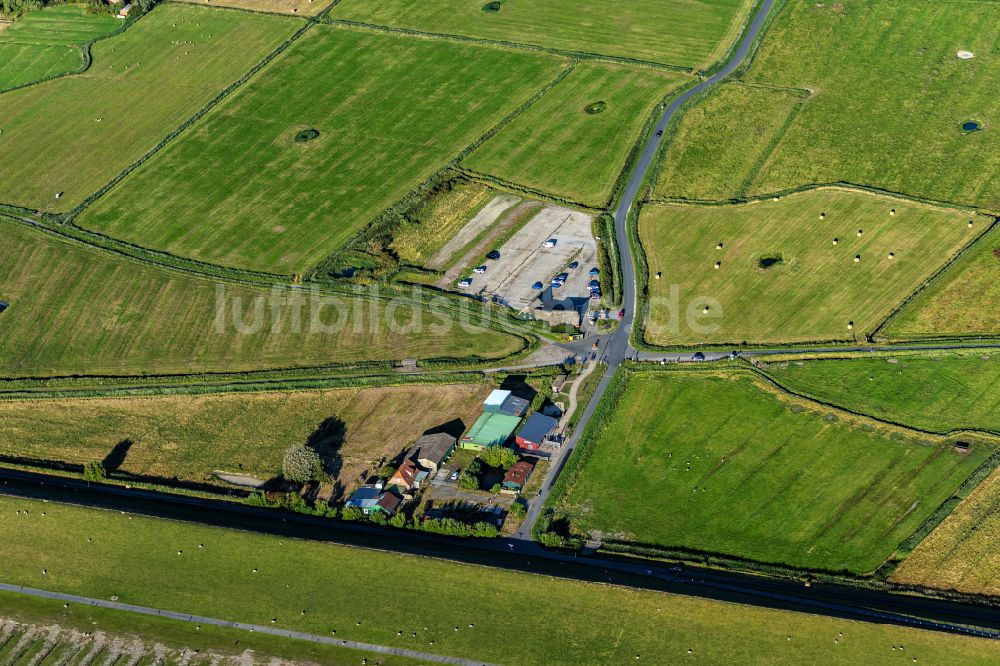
(483, 389, 529, 417)
(501, 461, 534, 493)
(345, 486, 402, 516)
(387, 459, 428, 494)
(461, 412, 522, 450)
(412, 432, 457, 475)
(116, 2, 132, 18)
(515, 412, 559, 453)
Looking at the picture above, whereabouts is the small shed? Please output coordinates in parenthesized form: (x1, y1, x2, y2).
(345, 486, 402, 516)
(501, 461, 535, 493)
(516, 412, 559, 452)
(483, 389, 529, 417)
(412, 432, 456, 475)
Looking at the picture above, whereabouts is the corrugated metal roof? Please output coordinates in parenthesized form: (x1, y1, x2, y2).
(518, 412, 559, 444)
(463, 412, 522, 447)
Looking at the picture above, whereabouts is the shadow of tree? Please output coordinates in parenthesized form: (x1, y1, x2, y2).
(499, 374, 537, 403)
(422, 418, 467, 440)
(102, 439, 134, 473)
(306, 416, 347, 499)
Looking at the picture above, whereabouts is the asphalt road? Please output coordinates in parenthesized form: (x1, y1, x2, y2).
(2, 469, 998, 641)
(523, 0, 780, 533)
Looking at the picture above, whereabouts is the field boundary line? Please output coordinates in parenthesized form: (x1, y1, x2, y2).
(872, 216, 1000, 342)
(310, 62, 578, 281)
(321, 18, 692, 73)
(0, 5, 147, 97)
(0, 583, 495, 666)
(453, 168, 601, 213)
(60, 14, 313, 227)
(736, 92, 805, 197)
(165, 0, 342, 20)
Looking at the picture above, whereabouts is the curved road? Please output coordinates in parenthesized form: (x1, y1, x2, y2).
(522, 0, 778, 534)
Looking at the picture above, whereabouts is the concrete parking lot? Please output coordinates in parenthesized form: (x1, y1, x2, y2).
(464, 203, 597, 311)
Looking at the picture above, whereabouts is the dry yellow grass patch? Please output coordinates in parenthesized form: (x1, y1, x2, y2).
(0, 383, 489, 494)
(891, 465, 1000, 597)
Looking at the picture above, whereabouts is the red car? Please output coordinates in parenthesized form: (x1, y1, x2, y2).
(618, 309, 625, 320)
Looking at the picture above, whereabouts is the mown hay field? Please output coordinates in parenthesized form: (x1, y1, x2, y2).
(332, 0, 755, 69)
(80, 25, 566, 274)
(655, 0, 1000, 209)
(762, 353, 1000, 435)
(0, 4, 299, 211)
(2, 496, 998, 665)
(883, 223, 1000, 340)
(0, 383, 489, 491)
(639, 189, 984, 346)
(173, 0, 335, 16)
(464, 62, 687, 207)
(655, 83, 804, 201)
(0, 4, 118, 90)
(0, 222, 522, 378)
(557, 370, 991, 573)
(890, 465, 1000, 597)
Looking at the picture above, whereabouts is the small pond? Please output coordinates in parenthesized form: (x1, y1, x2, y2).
(962, 121, 981, 132)
(482, 2, 501, 12)
(0, 301, 8, 314)
(758, 254, 784, 269)
(294, 128, 321, 143)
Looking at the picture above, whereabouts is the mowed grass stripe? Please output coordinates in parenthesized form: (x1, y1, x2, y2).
(0, 5, 119, 90)
(0, 4, 301, 211)
(639, 189, 984, 346)
(331, 0, 756, 69)
(464, 62, 688, 207)
(0, 221, 521, 378)
(557, 370, 992, 573)
(79, 26, 567, 274)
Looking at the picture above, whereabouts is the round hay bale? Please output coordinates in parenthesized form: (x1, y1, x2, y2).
(716, 242, 723, 250)
(819, 212, 825, 219)
(890, 208, 895, 216)
(714, 262, 721, 269)
(888, 252, 895, 259)
(957, 50, 975, 59)
(833, 238, 838, 245)
(857, 229, 863, 237)
(854, 255, 861, 263)
(848, 321, 854, 329)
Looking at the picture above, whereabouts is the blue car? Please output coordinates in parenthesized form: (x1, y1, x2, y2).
(589, 267, 600, 276)
(532, 281, 543, 290)
(588, 279, 600, 289)
(567, 261, 579, 269)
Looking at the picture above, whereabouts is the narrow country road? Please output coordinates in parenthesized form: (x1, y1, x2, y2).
(522, 0, 779, 533)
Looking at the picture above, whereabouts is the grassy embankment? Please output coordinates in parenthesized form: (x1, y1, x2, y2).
(0, 495, 997, 665)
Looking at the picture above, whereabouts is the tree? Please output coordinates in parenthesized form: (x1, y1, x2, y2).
(480, 446, 518, 471)
(83, 461, 106, 482)
(509, 500, 527, 519)
(282, 444, 322, 483)
(341, 506, 363, 521)
(457, 458, 482, 490)
(389, 512, 407, 528)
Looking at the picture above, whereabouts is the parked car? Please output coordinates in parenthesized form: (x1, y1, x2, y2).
(589, 267, 600, 276)
(692, 352, 706, 362)
(587, 279, 600, 289)
(556, 272, 569, 282)
(567, 261, 579, 269)
(543, 238, 557, 248)
(473, 265, 487, 274)
(532, 281, 544, 290)
(552, 280, 563, 289)
(486, 249, 500, 260)
(618, 308, 625, 320)
(656, 129, 663, 137)
(450, 470, 460, 481)
(458, 278, 473, 288)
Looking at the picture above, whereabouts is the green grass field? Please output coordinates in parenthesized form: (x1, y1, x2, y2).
(883, 222, 1000, 340)
(639, 189, 984, 345)
(0, 383, 489, 490)
(1, 496, 997, 665)
(656, 0, 1000, 210)
(464, 62, 687, 206)
(79, 25, 565, 274)
(0, 593, 428, 666)
(0, 3, 299, 212)
(556, 369, 991, 573)
(890, 465, 1000, 598)
(332, 0, 754, 69)
(655, 83, 804, 201)
(0, 4, 118, 91)
(174, 0, 336, 15)
(0, 221, 521, 378)
(762, 353, 1000, 435)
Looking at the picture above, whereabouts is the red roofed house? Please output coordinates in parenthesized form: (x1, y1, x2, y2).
(387, 459, 428, 494)
(501, 461, 534, 494)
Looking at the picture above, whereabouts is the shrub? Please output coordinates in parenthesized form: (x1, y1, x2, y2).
(480, 446, 518, 471)
(82, 461, 106, 483)
(509, 500, 527, 519)
(482, 1, 501, 13)
(282, 444, 322, 483)
(389, 512, 407, 528)
(584, 101, 607, 115)
(341, 506, 363, 521)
